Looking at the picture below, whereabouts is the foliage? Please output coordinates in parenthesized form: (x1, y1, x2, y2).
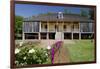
(15, 16, 23, 39)
(80, 9, 89, 17)
(88, 9, 94, 20)
(81, 8, 94, 20)
(39, 12, 54, 16)
(15, 44, 51, 66)
(63, 9, 72, 14)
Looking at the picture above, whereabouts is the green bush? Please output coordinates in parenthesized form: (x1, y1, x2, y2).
(15, 45, 51, 66)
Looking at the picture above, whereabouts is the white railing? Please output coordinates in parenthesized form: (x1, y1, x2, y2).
(73, 29, 79, 32)
(49, 29, 56, 32)
(41, 29, 47, 32)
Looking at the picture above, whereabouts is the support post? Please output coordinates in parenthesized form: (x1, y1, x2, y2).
(39, 21, 41, 32)
(39, 33, 41, 40)
(47, 21, 49, 40)
(47, 21, 49, 32)
(62, 21, 64, 40)
(47, 33, 49, 39)
(57, 21, 58, 32)
(22, 32, 25, 40)
(22, 22, 25, 40)
(79, 22, 81, 40)
(79, 33, 81, 40)
(72, 22, 73, 40)
(32, 22, 33, 32)
(72, 32, 73, 40)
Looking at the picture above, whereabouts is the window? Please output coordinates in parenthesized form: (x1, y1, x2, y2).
(45, 25, 47, 29)
(55, 25, 57, 29)
(80, 23, 93, 32)
(58, 12, 64, 19)
(63, 25, 66, 29)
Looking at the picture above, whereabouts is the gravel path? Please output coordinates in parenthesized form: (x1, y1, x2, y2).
(53, 43, 70, 63)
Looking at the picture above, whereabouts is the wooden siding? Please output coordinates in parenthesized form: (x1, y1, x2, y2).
(73, 23, 79, 32)
(49, 22, 56, 32)
(64, 22, 72, 32)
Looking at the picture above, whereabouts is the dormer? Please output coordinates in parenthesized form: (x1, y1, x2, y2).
(58, 12, 64, 19)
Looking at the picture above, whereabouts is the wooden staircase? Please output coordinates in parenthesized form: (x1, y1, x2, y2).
(55, 32, 64, 40)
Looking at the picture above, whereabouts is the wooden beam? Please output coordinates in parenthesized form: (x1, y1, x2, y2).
(71, 22, 73, 40)
(39, 33, 41, 40)
(47, 21, 49, 32)
(56, 21, 58, 32)
(47, 32, 49, 39)
(22, 22, 25, 40)
(79, 22, 81, 39)
(22, 32, 25, 40)
(39, 21, 41, 32)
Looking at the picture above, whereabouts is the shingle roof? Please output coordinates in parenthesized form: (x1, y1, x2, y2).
(24, 13, 93, 22)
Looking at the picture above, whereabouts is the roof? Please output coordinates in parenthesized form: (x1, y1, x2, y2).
(24, 13, 94, 22)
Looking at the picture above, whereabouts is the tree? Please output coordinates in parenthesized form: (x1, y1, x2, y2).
(64, 9, 68, 14)
(63, 9, 72, 14)
(39, 12, 53, 16)
(89, 9, 94, 20)
(15, 16, 23, 39)
(80, 9, 88, 17)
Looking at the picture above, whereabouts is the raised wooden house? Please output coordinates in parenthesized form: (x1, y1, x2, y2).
(23, 12, 94, 40)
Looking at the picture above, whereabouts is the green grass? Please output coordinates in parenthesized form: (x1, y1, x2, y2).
(64, 40, 95, 62)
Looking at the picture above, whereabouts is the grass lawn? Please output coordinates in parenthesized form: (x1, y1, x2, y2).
(64, 40, 95, 62)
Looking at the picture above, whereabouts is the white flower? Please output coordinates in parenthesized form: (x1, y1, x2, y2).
(45, 53, 48, 56)
(28, 48, 35, 53)
(15, 61, 19, 64)
(47, 45, 51, 50)
(19, 41, 23, 46)
(23, 57, 26, 60)
(15, 48, 20, 54)
(46, 58, 48, 61)
(21, 63, 24, 66)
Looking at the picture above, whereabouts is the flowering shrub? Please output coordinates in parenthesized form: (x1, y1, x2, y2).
(15, 45, 51, 66)
(51, 41, 62, 64)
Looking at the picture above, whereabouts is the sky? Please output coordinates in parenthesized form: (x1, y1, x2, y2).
(15, 4, 90, 18)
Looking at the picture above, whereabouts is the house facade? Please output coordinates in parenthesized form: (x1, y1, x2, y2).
(22, 12, 94, 40)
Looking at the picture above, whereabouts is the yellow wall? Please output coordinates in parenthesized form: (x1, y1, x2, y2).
(73, 22, 79, 32)
(41, 23, 47, 28)
(41, 22, 79, 32)
(64, 23, 72, 32)
(48, 22, 56, 32)
(58, 22, 63, 31)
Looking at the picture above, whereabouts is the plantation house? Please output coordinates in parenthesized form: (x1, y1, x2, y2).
(23, 12, 94, 40)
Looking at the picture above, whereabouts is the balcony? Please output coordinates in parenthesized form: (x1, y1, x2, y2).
(73, 29, 79, 33)
(63, 29, 72, 32)
(49, 28, 56, 32)
(41, 28, 47, 32)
